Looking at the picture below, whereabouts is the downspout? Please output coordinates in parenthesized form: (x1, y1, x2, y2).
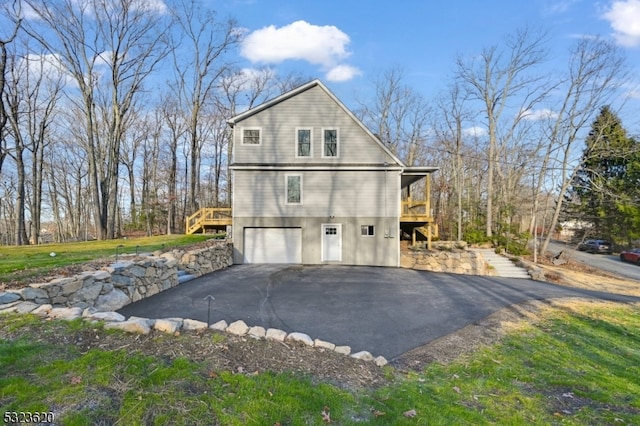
(384, 165, 388, 238)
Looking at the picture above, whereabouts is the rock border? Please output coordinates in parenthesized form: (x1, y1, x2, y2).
(0, 302, 388, 367)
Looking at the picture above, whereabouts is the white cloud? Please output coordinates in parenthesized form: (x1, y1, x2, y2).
(221, 67, 276, 92)
(134, 0, 168, 14)
(567, 33, 599, 40)
(602, 0, 640, 47)
(544, 0, 581, 15)
(463, 126, 487, 138)
(239, 67, 275, 81)
(325, 64, 362, 82)
(19, 51, 120, 90)
(22, 3, 41, 20)
(241, 20, 361, 81)
(96, 50, 114, 67)
(21, 53, 75, 86)
(624, 84, 640, 99)
(520, 108, 559, 121)
(241, 20, 350, 65)
(24, 0, 168, 20)
(80, 0, 168, 14)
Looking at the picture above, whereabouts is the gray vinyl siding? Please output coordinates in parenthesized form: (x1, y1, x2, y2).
(230, 81, 406, 267)
(233, 169, 401, 219)
(233, 216, 399, 266)
(233, 85, 397, 165)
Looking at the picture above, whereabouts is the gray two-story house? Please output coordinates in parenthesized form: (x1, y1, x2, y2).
(225, 79, 437, 267)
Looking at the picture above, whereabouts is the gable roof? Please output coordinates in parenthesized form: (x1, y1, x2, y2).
(227, 79, 406, 167)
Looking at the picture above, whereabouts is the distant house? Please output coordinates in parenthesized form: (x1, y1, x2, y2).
(558, 220, 591, 241)
(189, 79, 438, 266)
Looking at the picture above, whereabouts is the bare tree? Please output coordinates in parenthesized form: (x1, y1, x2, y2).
(537, 37, 630, 256)
(26, 65, 62, 244)
(0, 0, 22, 177)
(4, 43, 63, 244)
(159, 96, 186, 234)
(217, 69, 306, 208)
(356, 67, 432, 166)
(46, 132, 91, 241)
(119, 110, 144, 229)
(455, 27, 550, 237)
(0, 177, 17, 244)
(24, 0, 171, 239)
(169, 0, 240, 216)
(434, 82, 473, 241)
(140, 110, 164, 236)
(202, 107, 229, 207)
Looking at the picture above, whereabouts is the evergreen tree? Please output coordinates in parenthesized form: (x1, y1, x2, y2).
(617, 135, 640, 245)
(569, 106, 639, 245)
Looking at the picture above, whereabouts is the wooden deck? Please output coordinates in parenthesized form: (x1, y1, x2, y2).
(187, 198, 438, 245)
(399, 198, 438, 246)
(400, 198, 433, 223)
(186, 208, 232, 235)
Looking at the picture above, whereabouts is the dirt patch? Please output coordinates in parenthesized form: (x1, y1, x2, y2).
(527, 255, 640, 297)
(533, 384, 640, 417)
(0, 318, 388, 391)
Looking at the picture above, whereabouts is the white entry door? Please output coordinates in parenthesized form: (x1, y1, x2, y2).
(321, 224, 342, 262)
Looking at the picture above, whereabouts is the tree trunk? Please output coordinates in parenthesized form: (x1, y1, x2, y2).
(14, 147, 28, 245)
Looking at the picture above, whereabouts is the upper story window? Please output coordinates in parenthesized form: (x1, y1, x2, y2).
(322, 128, 339, 157)
(296, 128, 312, 157)
(242, 128, 261, 145)
(285, 174, 302, 204)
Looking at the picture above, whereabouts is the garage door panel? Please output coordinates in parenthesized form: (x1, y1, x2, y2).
(244, 228, 302, 263)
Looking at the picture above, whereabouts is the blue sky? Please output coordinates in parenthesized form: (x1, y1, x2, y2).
(211, 0, 640, 133)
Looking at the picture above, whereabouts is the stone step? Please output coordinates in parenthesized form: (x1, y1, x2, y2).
(472, 249, 531, 279)
(177, 269, 196, 284)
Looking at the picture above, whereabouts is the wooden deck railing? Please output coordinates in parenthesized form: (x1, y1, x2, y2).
(186, 200, 432, 235)
(400, 198, 433, 222)
(186, 208, 232, 235)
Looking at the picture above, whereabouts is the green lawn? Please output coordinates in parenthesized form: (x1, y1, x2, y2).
(0, 234, 216, 285)
(1, 302, 639, 425)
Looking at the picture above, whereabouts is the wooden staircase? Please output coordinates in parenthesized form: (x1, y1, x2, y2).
(412, 223, 439, 248)
(185, 208, 232, 235)
(399, 196, 438, 249)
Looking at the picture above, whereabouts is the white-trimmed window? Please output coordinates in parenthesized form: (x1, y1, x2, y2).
(361, 225, 375, 236)
(296, 128, 313, 157)
(241, 127, 261, 145)
(322, 128, 339, 157)
(285, 174, 302, 204)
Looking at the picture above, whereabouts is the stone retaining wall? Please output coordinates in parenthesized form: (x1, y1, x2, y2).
(0, 241, 233, 311)
(401, 244, 494, 276)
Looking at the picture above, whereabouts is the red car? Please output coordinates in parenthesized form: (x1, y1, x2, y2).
(619, 248, 640, 265)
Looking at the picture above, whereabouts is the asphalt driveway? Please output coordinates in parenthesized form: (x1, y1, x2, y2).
(117, 264, 640, 360)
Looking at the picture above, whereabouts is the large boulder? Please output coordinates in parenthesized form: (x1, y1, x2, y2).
(104, 318, 151, 334)
(95, 289, 130, 311)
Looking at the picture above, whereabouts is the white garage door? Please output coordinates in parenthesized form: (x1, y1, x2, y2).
(243, 228, 302, 263)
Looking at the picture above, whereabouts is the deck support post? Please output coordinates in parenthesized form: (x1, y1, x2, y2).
(426, 174, 432, 250)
